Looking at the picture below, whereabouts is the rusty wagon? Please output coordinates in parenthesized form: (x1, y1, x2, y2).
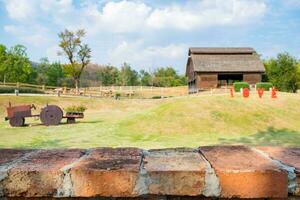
(5, 103, 84, 127)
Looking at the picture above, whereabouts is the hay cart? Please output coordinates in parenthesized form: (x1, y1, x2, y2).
(5, 103, 84, 127)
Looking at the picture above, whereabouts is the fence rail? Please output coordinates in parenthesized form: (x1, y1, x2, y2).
(0, 82, 188, 98)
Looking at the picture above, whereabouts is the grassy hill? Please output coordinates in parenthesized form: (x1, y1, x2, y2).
(0, 93, 299, 148)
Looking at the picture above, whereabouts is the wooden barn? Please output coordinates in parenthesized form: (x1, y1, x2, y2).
(186, 47, 265, 93)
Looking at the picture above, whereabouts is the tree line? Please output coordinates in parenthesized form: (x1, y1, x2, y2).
(0, 29, 299, 92)
(0, 45, 187, 88)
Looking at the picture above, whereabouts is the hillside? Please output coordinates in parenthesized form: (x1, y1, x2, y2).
(0, 93, 299, 148)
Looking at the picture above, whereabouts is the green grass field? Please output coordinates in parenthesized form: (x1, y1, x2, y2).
(0, 93, 300, 148)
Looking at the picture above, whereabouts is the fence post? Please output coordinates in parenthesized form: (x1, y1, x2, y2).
(17, 82, 20, 89)
(42, 85, 45, 91)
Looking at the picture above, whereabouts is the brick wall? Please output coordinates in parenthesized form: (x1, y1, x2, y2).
(0, 146, 299, 199)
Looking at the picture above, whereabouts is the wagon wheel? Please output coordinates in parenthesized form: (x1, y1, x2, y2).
(40, 105, 63, 126)
(9, 117, 25, 127)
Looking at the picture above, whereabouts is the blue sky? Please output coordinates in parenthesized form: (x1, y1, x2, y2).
(0, 0, 299, 73)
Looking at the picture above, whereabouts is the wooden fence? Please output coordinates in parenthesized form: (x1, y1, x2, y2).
(0, 82, 188, 98)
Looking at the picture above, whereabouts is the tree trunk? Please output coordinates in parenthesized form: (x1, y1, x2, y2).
(75, 78, 80, 94)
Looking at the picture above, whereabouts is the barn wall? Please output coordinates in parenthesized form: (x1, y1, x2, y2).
(196, 73, 218, 89)
(243, 73, 262, 85)
(186, 58, 195, 82)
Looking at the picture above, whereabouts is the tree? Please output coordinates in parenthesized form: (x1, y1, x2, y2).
(46, 62, 64, 86)
(58, 29, 91, 92)
(117, 63, 139, 86)
(96, 65, 119, 86)
(297, 62, 300, 89)
(36, 57, 50, 85)
(0, 44, 33, 83)
(265, 53, 298, 93)
(0, 44, 7, 82)
(139, 70, 153, 86)
(153, 67, 187, 87)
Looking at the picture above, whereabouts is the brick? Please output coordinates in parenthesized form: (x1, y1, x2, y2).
(0, 149, 33, 165)
(144, 148, 206, 196)
(258, 146, 300, 196)
(2, 149, 84, 197)
(70, 148, 142, 197)
(200, 146, 288, 198)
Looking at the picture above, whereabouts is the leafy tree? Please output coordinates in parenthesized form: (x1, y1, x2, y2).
(117, 63, 139, 86)
(0, 44, 7, 82)
(96, 65, 119, 86)
(139, 70, 153, 86)
(46, 62, 65, 86)
(153, 67, 186, 87)
(265, 53, 298, 93)
(0, 45, 33, 83)
(58, 29, 91, 92)
(297, 62, 300, 89)
(36, 57, 50, 85)
(32, 58, 64, 86)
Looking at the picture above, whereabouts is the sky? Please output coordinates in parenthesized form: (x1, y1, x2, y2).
(0, 0, 300, 73)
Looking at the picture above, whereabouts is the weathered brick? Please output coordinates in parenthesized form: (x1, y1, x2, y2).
(144, 148, 206, 196)
(258, 146, 300, 196)
(0, 149, 33, 165)
(2, 149, 84, 197)
(200, 146, 288, 198)
(70, 148, 142, 197)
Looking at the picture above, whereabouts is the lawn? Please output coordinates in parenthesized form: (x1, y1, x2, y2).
(0, 93, 300, 148)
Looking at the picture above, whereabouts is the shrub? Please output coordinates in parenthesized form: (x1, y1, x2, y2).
(152, 96, 162, 99)
(0, 87, 44, 94)
(114, 92, 121, 100)
(233, 82, 250, 92)
(64, 105, 87, 113)
(256, 82, 273, 91)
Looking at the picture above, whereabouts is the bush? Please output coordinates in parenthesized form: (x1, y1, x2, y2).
(64, 105, 87, 113)
(0, 87, 44, 94)
(115, 92, 121, 100)
(256, 82, 273, 91)
(152, 96, 162, 99)
(233, 82, 250, 92)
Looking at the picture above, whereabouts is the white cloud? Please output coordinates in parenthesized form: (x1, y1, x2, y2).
(147, 0, 267, 30)
(3, 0, 267, 33)
(100, 1, 151, 33)
(4, 0, 36, 21)
(1, 0, 268, 69)
(4, 25, 52, 47)
(40, 0, 73, 13)
(282, 0, 300, 7)
(46, 45, 62, 62)
(108, 40, 187, 70)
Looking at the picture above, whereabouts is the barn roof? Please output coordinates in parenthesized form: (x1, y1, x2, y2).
(188, 47, 255, 55)
(187, 47, 265, 73)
